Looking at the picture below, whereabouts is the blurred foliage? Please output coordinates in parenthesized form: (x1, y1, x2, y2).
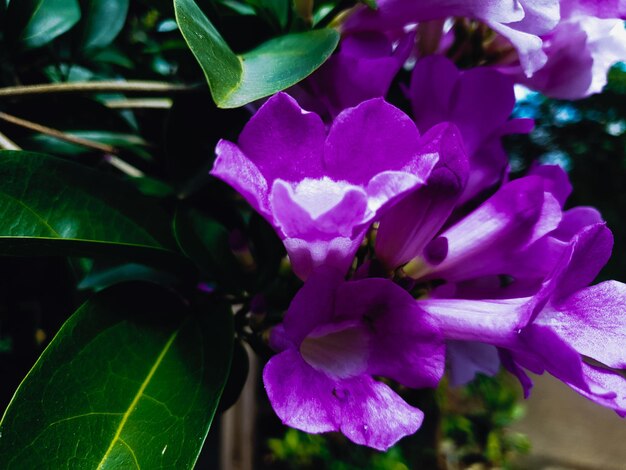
(262, 374, 530, 470)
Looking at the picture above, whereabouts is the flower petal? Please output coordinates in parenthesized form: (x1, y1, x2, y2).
(567, 363, 626, 417)
(336, 278, 445, 388)
(422, 176, 562, 282)
(514, 324, 589, 391)
(263, 349, 339, 433)
(410, 55, 460, 132)
(499, 349, 534, 398)
(447, 67, 516, 154)
(324, 98, 431, 186)
(447, 341, 501, 386)
(308, 32, 413, 117)
(528, 164, 572, 207)
(212, 140, 271, 218)
(282, 266, 344, 344)
(376, 123, 468, 269)
(550, 222, 613, 301)
(418, 297, 532, 344)
(337, 375, 424, 451)
(238, 92, 326, 182)
(537, 280, 626, 368)
(270, 179, 369, 238)
(284, 236, 363, 280)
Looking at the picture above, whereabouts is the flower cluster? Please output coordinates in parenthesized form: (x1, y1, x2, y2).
(211, 1, 625, 451)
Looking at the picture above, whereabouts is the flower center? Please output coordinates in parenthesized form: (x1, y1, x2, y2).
(300, 320, 370, 380)
(290, 177, 356, 219)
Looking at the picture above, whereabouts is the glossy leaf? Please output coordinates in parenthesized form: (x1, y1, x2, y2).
(77, 0, 130, 50)
(0, 151, 191, 276)
(5, 0, 81, 49)
(0, 281, 234, 469)
(174, 0, 339, 108)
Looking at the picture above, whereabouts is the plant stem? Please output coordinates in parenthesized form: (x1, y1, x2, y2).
(104, 98, 173, 109)
(0, 81, 198, 98)
(0, 111, 144, 177)
(0, 130, 20, 150)
(0, 111, 118, 154)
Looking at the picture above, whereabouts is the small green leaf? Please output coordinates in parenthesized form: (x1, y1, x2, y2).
(76, 0, 130, 50)
(174, 0, 339, 108)
(173, 0, 241, 105)
(0, 281, 234, 469)
(5, 0, 81, 49)
(0, 151, 191, 276)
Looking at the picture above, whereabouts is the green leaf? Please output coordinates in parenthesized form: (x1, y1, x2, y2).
(77, 0, 130, 50)
(247, 0, 290, 29)
(0, 281, 234, 469)
(0, 151, 192, 276)
(174, 0, 339, 108)
(78, 262, 180, 291)
(5, 0, 81, 49)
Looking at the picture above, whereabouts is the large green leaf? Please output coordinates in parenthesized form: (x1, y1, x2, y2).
(174, 0, 339, 108)
(0, 282, 234, 469)
(77, 0, 130, 50)
(5, 0, 81, 49)
(0, 151, 191, 276)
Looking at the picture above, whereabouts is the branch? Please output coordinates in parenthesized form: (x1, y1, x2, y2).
(0, 130, 21, 150)
(104, 98, 173, 109)
(0, 81, 199, 98)
(0, 111, 144, 177)
(0, 111, 118, 154)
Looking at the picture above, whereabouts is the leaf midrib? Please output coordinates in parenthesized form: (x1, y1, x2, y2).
(96, 328, 180, 469)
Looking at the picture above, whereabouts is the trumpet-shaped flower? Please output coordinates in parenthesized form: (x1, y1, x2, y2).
(408, 55, 534, 204)
(211, 92, 447, 279)
(377, 168, 565, 278)
(301, 31, 414, 119)
(263, 267, 445, 450)
(513, 12, 626, 98)
(344, 0, 561, 76)
(418, 222, 626, 415)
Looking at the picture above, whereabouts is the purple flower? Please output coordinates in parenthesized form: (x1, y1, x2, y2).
(418, 219, 626, 415)
(263, 267, 445, 450)
(211, 92, 441, 279)
(296, 31, 414, 119)
(561, 0, 626, 19)
(376, 162, 618, 392)
(513, 12, 626, 98)
(377, 168, 564, 279)
(344, 0, 561, 76)
(408, 55, 534, 204)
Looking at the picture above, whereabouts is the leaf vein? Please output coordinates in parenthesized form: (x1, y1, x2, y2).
(95, 329, 179, 469)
